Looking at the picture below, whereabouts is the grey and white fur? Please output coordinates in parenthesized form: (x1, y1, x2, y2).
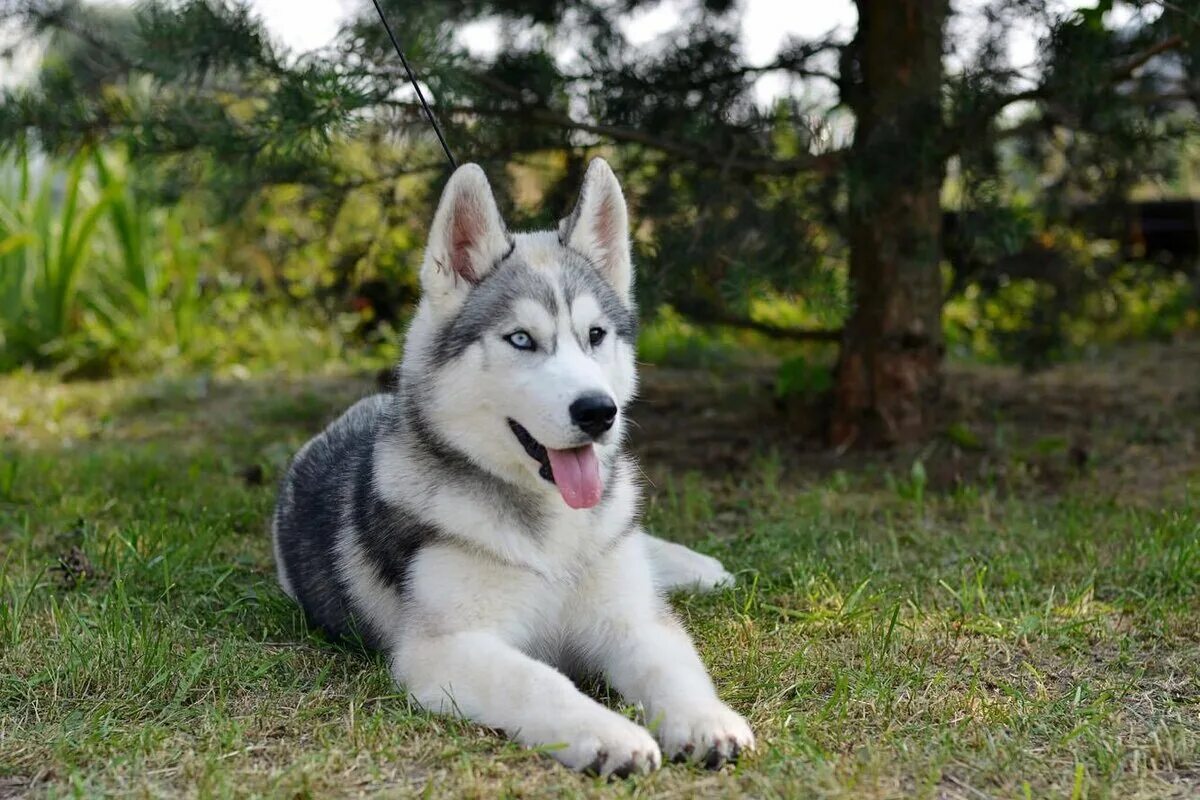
(272, 159, 752, 776)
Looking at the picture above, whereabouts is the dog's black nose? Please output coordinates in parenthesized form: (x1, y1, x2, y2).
(570, 393, 617, 438)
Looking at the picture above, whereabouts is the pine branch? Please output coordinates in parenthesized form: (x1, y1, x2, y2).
(981, 34, 1186, 122)
(515, 106, 845, 176)
(17, 2, 136, 71)
(671, 303, 842, 341)
(562, 43, 844, 91)
(1112, 35, 1185, 80)
(383, 99, 845, 176)
(436, 69, 846, 174)
(995, 82, 1198, 141)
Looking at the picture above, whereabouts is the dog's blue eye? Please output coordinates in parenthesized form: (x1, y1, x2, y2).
(588, 327, 606, 347)
(504, 330, 536, 351)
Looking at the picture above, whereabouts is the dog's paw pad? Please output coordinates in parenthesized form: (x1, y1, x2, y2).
(670, 743, 695, 764)
(607, 758, 645, 779)
(657, 703, 754, 770)
(701, 736, 742, 769)
(558, 716, 662, 778)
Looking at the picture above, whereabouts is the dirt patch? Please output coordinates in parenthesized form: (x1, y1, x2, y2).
(629, 338, 1200, 502)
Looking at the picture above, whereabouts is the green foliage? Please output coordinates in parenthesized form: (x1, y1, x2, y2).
(0, 143, 396, 376)
(0, 0, 1196, 377)
(945, 258, 1199, 365)
(0, 0, 856, 340)
(774, 355, 833, 400)
(944, 422, 985, 451)
(0, 145, 182, 373)
(0, 144, 113, 370)
(886, 458, 928, 505)
(942, 1, 1200, 366)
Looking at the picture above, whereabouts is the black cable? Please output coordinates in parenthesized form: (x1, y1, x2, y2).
(370, 0, 458, 169)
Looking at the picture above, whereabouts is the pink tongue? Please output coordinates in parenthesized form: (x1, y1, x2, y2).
(546, 445, 603, 509)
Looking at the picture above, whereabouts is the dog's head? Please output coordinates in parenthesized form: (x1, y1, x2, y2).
(403, 159, 638, 510)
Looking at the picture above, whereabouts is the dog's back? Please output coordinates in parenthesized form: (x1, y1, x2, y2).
(273, 394, 390, 642)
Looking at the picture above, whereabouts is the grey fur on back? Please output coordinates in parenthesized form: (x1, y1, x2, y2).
(272, 384, 571, 647)
(273, 394, 402, 646)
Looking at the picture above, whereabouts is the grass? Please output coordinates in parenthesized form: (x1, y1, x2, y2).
(0, 145, 387, 381)
(0, 145, 206, 377)
(1, 367, 1198, 799)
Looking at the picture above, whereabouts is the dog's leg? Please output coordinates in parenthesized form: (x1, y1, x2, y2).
(571, 537, 754, 767)
(640, 530, 734, 592)
(391, 631, 661, 776)
(607, 617, 754, 767)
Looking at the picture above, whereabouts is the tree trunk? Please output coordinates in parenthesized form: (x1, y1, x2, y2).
(831, 0, 949, 448)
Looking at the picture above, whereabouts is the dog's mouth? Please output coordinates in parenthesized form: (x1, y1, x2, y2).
(508, 419, 553, 481)
(507, 419, 603, 510)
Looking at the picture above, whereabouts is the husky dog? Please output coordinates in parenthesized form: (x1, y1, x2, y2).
(272, 159, 753, 776)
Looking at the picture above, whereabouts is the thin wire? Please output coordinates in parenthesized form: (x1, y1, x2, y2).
(370, 0, 457, 169)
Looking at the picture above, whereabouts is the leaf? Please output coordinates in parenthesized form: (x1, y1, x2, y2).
(1034, 436, 1067, 455)
(776, 355, 834, 399)
(945, 422, 985, 451)
(0, 232, 31, 259)
(910, 459, 927, 490)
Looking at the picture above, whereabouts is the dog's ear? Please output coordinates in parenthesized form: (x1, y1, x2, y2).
(421, 163, 511, 310)
(559, 158, 632, 301)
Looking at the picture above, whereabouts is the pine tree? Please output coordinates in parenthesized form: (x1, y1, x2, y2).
(2, 0, 1195, 444)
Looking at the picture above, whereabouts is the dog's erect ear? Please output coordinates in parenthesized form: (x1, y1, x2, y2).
(559, 158, 632, 301)
(421, 163, 511, 310)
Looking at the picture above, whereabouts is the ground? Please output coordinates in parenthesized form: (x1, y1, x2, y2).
(1, 341, 1198, 799)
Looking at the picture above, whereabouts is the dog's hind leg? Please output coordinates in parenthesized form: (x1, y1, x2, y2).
(390, 631, 662, 776)
(640, 530, 733, 592)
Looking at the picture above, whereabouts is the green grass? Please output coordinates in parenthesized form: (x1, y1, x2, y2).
(1, 371, 1198, 798)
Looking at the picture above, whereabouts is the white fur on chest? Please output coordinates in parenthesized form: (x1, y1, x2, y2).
(374, 436, 638, 579)
(370, 430, 642, 657)
(402, 521, 652, 662)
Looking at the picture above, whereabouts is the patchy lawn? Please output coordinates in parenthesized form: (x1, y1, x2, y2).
(1, 343, 1198, 798)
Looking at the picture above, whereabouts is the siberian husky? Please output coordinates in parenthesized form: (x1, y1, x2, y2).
(272, 159, 754, 776)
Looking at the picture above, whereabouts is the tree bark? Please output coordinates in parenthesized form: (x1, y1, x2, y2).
(831, 0, 949, 448)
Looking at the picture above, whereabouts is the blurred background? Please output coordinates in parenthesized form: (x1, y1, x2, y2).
(0, 0, 1197, 454)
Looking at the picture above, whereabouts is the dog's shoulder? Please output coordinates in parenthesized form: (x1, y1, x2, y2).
(286, 394, 391, 478)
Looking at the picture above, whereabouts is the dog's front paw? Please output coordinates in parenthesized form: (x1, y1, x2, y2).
(551, 712, 662, 778)
(655, 701, 754, 769)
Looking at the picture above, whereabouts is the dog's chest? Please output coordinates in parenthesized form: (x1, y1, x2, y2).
(406, 518, 631, 651)
(535, 501, 631, 573)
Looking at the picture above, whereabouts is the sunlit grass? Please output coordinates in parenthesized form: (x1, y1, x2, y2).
(0, 372, 1196, 798)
